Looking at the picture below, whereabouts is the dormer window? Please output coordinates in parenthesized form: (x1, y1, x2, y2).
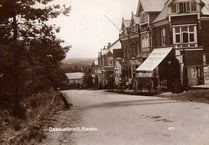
(171, 1, 196, 14)
(140, 13, 148, 24)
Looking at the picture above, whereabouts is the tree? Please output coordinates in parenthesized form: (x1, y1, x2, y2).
(83, 68, 93, 88)
(0, 0, 70, 117)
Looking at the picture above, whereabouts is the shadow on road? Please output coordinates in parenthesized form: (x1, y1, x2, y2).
(82, 98, 180, 110)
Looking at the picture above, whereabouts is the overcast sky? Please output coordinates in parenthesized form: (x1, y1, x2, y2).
(50, 0, 138, 58)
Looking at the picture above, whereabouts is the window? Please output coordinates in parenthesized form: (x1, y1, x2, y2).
(182, 26, 188, 43)
(172, 3, 177, 13)
(141, 32, 151, 48)
(173, 25, 197, 44)
(179, 2, 186, 13)
(191, 2, 196, 11)
(161, 28, 166, 46)
(175, 27, 181, 43)
(171, 1, 196, 14)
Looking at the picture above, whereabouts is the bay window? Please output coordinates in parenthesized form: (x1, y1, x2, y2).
(141, 32, 151, 48)
(173, 25, 197, 44)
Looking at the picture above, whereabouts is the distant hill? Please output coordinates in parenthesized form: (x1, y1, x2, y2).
(62, 58, 95, 65)
(61, 58, 96, 72)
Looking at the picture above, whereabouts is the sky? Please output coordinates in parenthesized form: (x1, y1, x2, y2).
(50, 0, 139, 59)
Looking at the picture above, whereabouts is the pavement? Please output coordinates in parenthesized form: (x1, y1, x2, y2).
(60, 90, 209, 145)
(191, 84, 209, 89)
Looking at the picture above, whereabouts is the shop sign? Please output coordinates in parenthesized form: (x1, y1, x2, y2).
(204, 66, 209, 84)
(187, 67, 198, 86)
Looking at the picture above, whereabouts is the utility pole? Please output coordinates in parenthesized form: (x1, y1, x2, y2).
(104, 14, 120, 31)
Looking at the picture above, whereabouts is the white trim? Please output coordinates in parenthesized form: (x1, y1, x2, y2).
(194, 25, 197, 43)
(140, 22, 149, 26)
(171, 23, 197, 27)
(140, 31, 149, 35)
(161, 28, 166, 46)
(169, 12, 199, 21)
(173, 27, 176, 44)
(200, 17, 209, 20)
(152, 20, 169, 27)
(170, 13, 199, 17)
(183, 48, 203, 51)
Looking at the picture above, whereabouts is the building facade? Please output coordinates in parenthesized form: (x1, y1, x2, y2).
(96, 0, 209, 92)
(119, 14, 141, 88)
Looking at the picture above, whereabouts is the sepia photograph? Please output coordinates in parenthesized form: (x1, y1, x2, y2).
(1, 0, 209, 144)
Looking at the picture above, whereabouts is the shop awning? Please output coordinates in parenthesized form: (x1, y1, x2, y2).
(136, 47, 173, 72)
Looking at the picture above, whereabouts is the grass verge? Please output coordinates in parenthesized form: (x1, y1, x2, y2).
(0, 90, 65, 145)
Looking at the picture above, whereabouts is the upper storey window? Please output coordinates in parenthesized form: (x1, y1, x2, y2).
(140, 13, 148, 24)
(171, 1, 197, 14)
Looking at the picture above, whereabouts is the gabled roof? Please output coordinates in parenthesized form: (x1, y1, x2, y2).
(109, 39, 121, 54)
(137, 0, 167, 14)
(201, 0, 209, 15)
(152, 7, 169, 23)
(202, 0, 209, 4)
(100, 40, 121, 56)
(121, 19, 131, 29)
(66, 72, 84, 80)
(101, 49, 110, 55)
(132, 15, 140, 25)
(153, 0, 209, 23)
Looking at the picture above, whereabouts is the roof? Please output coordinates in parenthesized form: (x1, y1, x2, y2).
(202, 0, 209, 15)
(152, 7, 169, 23)
(139, 0, 167, 12)
(133, 15, 140, 25)
(153, 0, 209, 23)
(66, 72, 84, 80)
(99, 40, 121, 57)
(109, 39, 121, 53)
(202, 6, 209, 15)
(101, 49, 110, 55)
(202, 0, 209, 4)
(122, 19, 131, 28)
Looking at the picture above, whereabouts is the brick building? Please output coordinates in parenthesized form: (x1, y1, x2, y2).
(96, 0, 209, 91)
(119, 13, 141, 88)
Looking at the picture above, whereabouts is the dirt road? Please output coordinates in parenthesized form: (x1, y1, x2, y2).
(44, 90, 209, 145)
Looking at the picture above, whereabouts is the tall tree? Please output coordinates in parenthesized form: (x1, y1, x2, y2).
(0, 0, 70, 117)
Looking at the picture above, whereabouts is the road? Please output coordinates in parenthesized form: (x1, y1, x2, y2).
(47, 90, 209, 145)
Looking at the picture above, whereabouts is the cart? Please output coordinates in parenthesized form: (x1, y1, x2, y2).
(132, 71, 157, 95)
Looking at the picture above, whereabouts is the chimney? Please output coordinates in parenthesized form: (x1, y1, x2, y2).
(107, 42, 111, 49)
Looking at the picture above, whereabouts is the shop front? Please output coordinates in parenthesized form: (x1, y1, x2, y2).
(134, 47, 177, 94)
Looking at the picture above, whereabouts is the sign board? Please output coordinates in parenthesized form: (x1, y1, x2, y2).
(204, 66, 209, 84)
(187, 66, 198, 86)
